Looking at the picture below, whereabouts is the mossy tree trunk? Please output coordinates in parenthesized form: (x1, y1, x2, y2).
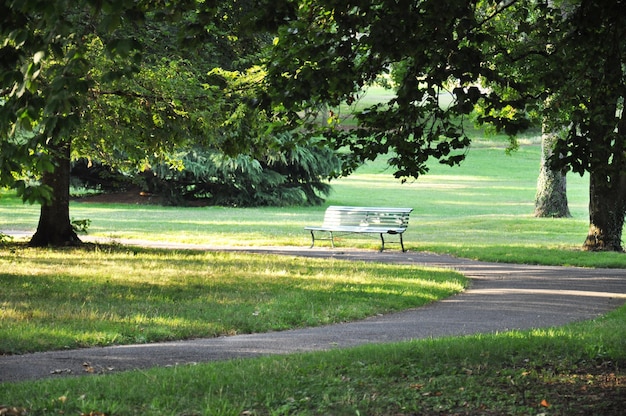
(583, 170, 626, 251)
(534, 127, 571, 218)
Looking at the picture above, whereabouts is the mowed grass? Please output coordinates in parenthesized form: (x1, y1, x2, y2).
(0, 245, 465, 354)
(3, 307, 625, 415)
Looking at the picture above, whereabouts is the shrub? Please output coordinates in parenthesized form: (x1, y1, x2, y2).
(149, 133, 341, 206)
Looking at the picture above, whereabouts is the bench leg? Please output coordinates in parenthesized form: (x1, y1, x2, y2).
(309, 230, 336, 248)
(381, 233, 407, 252)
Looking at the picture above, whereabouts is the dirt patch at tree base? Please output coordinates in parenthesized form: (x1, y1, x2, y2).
(72, 189, 165, 205)
(72, 189, 212, 207)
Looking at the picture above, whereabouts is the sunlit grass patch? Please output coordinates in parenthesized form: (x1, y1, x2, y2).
(0, 244, 465, 354)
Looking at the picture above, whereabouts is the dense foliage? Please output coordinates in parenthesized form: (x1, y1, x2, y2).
(71, 59, 340, 207)
(148, 136, 339, 207)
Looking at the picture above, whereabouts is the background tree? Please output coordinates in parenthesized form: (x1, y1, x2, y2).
(149, 135, 340, 207)
(0, 1, 185, 246)
(547, 0, 626, 250)
(532, 0, 573, 218)
(2, 1, 315, 245)
(71, 24, 338, 207)
(534, 127, 571, 217)
(473, 0, 572, 218)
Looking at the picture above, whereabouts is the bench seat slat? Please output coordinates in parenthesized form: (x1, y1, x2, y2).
(305, 226, 407, 233)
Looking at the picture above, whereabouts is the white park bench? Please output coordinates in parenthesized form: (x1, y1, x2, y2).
(305, 206, 413, 252)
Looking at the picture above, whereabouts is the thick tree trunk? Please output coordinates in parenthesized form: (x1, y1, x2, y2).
(583, 170, 626, 251)
(29, 139, 81, 247)
(534, 128, 571, 218)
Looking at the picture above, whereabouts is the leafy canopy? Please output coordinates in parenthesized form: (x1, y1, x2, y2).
(0, 1, 265, 200)
(254, 0, 626, 185)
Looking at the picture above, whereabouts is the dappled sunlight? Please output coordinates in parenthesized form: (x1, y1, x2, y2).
(0, 304, 33, 321)
(416, 175, 501, 184)
(0, 246, 465, 353)
(434, 199, 534, 206)
(470, 288, 626, 299)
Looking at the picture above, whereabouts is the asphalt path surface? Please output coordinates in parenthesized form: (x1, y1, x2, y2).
(2, 238, 626, 384)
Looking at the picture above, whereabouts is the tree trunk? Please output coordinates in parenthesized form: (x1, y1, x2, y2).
(583, 170, 626, 251)
(29, 139, 81, 247)
(534, 127, 571, 218)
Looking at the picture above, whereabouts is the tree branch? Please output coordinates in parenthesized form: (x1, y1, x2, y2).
(477, 0, 521, 27)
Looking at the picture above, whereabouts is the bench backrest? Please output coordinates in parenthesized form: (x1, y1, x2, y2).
(322, 206, 413, 228)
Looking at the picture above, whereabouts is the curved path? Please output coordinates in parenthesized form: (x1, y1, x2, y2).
(2, 241, 626, 383)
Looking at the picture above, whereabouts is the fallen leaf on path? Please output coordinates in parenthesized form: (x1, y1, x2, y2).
(0, 406, 29, 416)
(50, 368, 72, 374)
(83, 362, 95, 373)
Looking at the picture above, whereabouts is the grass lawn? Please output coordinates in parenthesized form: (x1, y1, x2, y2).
(2, 128, 626, 414)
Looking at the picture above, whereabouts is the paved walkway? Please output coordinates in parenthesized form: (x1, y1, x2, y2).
(2, 238, 626, 384)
